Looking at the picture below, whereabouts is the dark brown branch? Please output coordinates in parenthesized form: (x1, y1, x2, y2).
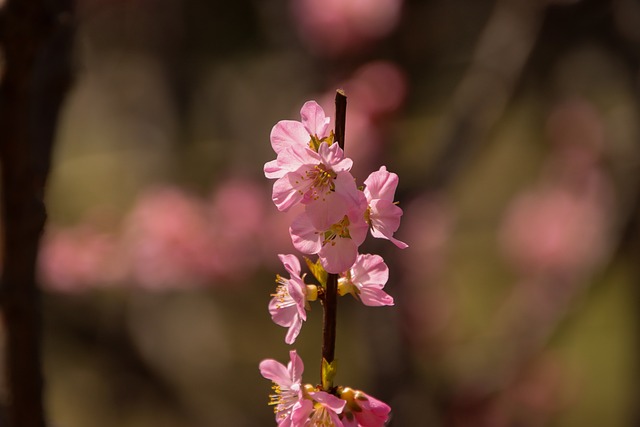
(320, 90, 347, 390)
(0, 1, 75, 426)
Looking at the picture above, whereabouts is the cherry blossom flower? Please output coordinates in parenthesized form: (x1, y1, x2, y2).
(363, 166, 408, 249)
(269, 254, 309, 344)
(339, 387, 391, 427)
(271, 141, 354, 212)
(259, 350, 305, 426)
(293, 386, 346, 427)
(290, 191, 368, 274)
(265, 101, 356, 213)
(260, 351, 347, 427)
(264, 100, 333, 180)
(338, 254, 393, 307)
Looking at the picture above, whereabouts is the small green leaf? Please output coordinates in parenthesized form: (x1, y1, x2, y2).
(304, 257, 327, 287)
(321, 358, 338, 391)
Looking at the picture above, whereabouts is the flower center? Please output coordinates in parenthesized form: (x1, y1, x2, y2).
(309, 404, 336, 426)
(271, 275, 295, 309)
(304, 164, 337, 201)
(322, 216, 351, 246)
(269, 383, 299, 417)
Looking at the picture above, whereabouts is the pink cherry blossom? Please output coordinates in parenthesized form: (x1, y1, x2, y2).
(39, 223, 122, 292)
(363, 166, 408, 249)
(291, 0, 403, 57)
(265, 101, 333, 180)
(269, 254, 309, 345)
(339, 254, 393, 307)
(122, 187, 217, 289)
(259, 350, 305, 426)
(292, 389, 346, 427)
(271, 142, 354, 211)
(339, 387, 391, 427)
(290, 194, 368, 274)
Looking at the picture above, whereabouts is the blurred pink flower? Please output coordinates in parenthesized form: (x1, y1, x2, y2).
(344, 61, 408, 119)
(500, 173, 611, 278)
(206, 178, 269, 279)
(41, 178, 275, 292)
(39, 223, 121, 292)
(319, 61, 408, 180)
(291, 0, 403, 56)
(269, 254, 309, 345)
(339, 254, 393, 307)
(122, 187, 215, 289)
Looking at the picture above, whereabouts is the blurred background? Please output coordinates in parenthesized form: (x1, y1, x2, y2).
(18, 0, 640, 425)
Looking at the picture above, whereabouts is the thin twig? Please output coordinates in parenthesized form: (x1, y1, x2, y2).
(320, 90, 347, 390)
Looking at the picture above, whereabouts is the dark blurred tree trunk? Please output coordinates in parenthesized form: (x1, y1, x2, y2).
(0, 0, 74, 426)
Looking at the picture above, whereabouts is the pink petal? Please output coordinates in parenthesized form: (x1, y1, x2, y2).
(259, 359, 291, 386)
(264, 159, 286, 179)
(300, 100, 330, 137)
(287, 279, 307, 320)
(291, 399, 314, 424)
(355, 394, 392, 427)
(304, 192, 349, 230)
(278, 254, 301, 277)
(319, 238, 358, 274)
(359, 286, 394, 306)
(364, 166, 398, 202)
(271, 120, 310, 154)
(369, 199, 408, 248)
(310, 391, 346, 414)
(318, 142, 352, 171)
(353, 254, 389, 286)
(284, 317, 303, 344)
(334, 171, 363, 207)
(348, 216, 369, 247)
(290, 214, 322, 255)
(288, 350, 304, 383)
(272, 173, 306, 211)
(269, 298, 297, 327)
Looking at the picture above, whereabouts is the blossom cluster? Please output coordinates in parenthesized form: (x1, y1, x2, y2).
(260, 350, 391, 427)
(260, 100, 407, 426)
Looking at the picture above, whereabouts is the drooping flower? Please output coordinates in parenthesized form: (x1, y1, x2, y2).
(338, 254, 393, 307)
(269, 254, 309, 344)
(339, 387, 391, 427)
(363, 166, 408, 249)
(259, 350, 305, 426)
